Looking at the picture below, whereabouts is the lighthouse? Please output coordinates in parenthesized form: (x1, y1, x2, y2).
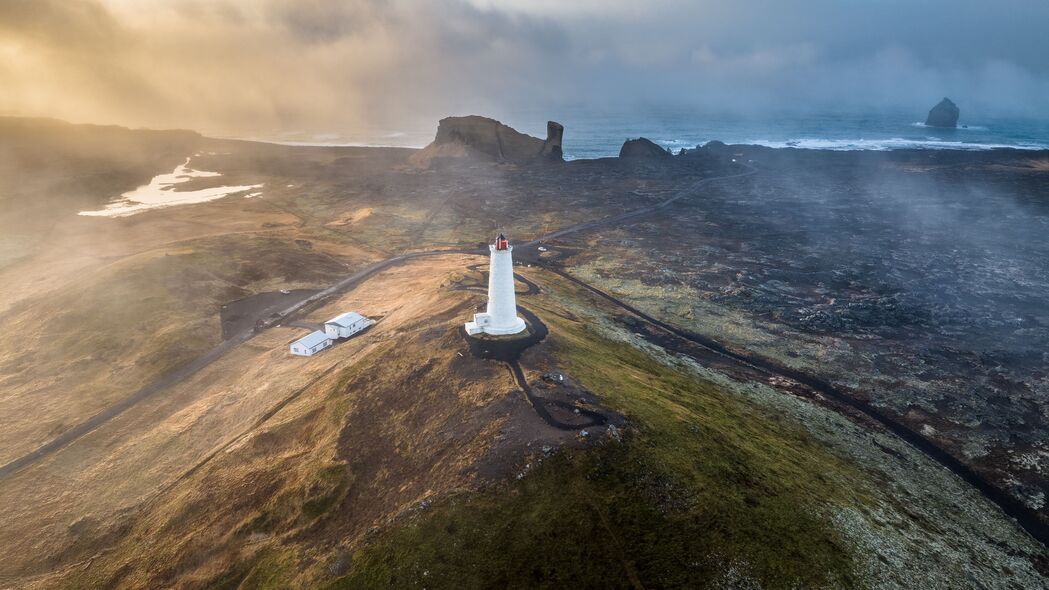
(465, 233, 527, 336)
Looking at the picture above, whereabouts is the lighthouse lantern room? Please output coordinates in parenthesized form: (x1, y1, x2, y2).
(465, 233, 527, 336)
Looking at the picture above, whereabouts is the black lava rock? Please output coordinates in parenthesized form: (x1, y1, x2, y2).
(619, 137, 671, 159)
(925, 98, 960, 128)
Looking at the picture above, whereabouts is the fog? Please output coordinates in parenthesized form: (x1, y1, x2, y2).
(2, 0, 1048, 138)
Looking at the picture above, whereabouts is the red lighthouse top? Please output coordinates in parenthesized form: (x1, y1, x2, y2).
(494, 233, 509, 250)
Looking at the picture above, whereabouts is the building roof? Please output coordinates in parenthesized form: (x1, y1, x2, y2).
(325, 311, 366, 327)
(293, 330, 330, 349)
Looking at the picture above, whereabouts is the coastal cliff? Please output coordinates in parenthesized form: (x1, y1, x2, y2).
(411, 116, 564, 166)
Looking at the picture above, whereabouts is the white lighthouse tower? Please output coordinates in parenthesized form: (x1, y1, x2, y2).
(465, 233, 527, 336)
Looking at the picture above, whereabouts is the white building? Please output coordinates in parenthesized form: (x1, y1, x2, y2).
(290, 330, 332, 356)
(324, 311, 373, 339)
(465, 233, 527, 336)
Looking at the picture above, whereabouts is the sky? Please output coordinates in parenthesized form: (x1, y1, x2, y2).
(2, 0, 1048, 138)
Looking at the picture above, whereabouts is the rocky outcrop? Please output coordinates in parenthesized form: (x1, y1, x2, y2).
(618, 137, 671, 160)
(539, 121, 564, 161)
(411, 116, 564, 166)
(925, 98, 960, 128)
(699, 140, 729, 153)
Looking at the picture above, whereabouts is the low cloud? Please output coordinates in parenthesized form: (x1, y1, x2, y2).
(1, 0, 1047, 137)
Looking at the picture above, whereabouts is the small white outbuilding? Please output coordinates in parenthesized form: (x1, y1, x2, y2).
(324, 311, 373, 340)
(290, 330, 332, 357)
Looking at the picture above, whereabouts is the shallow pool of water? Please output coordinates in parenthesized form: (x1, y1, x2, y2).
(78, 158, 263, 217)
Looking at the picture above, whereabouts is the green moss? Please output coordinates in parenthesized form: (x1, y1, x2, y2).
(302, 464, 353, 521)
(329, 316, 867, 589)
(238, 460, 351, 538)
(231, 549, 298, 590)
(198, 545, 297, 587)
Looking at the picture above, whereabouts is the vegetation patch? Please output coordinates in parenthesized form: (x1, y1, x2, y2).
(239, 460, 352, 537)
(233, 548, 299, 590)
(330, 316, 867, 589)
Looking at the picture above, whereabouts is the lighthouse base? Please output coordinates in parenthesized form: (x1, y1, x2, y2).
(465, 313, 527, 336)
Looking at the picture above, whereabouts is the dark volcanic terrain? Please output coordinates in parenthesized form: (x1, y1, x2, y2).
(558, 145, 1049, 523)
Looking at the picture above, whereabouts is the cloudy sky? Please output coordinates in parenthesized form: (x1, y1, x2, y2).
(2, 0, 1048, 138)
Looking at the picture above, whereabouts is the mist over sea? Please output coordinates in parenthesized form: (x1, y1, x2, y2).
(258, 106, 1049, 161)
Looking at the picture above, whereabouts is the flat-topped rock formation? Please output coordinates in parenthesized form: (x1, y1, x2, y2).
(619, 137, 671, 160)
(925, 97, 960, 128)
(411, 116, 564, 166)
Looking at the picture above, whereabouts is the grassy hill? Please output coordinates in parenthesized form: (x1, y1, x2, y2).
(40, 261, 1047, 590)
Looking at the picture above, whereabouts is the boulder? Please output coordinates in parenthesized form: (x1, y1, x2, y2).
(618, 137, 671, 159)
(411, 116, 564, 166)
(925, 98, 960, 128)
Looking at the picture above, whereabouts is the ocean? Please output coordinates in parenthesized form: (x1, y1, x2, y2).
(257, 106, 1049, 161)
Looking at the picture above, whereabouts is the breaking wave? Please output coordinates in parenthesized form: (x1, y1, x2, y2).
(744, 137, 1048, 151)
(910, 122, 990, 131)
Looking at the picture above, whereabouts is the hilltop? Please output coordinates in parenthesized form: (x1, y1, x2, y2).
(411, 115, 564, 167)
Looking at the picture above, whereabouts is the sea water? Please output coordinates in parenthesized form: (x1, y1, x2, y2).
(266, 106, 1049, 161)
(504, 106, 1049, 160)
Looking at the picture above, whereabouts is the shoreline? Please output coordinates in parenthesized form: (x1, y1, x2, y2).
(8, 114, 1046, 157)
(210, 134, 1049, 159)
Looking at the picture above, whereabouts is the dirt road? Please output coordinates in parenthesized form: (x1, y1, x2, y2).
(0, 163, 754, 481)
(536, 264, 1049, 546)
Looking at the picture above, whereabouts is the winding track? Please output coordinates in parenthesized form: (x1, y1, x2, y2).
(538, 265, 1049, 545)
(521, 162, 758, 248)
(4, 160, 1043, 549)
(458, 277, 606, 430)
(507, 360, 608, 431)
(0, 162, 753, 481)
(0, 249, 469, 480)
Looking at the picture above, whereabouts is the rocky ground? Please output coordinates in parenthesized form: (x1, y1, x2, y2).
(555, 145, 1049, 531)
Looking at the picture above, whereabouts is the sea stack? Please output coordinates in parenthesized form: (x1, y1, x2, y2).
(539, 121, 564, 161)
(465, 234, 527, 336)
(925, 98, 960, 128)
